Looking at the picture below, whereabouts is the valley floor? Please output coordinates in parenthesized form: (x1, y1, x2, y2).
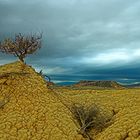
(53, 88, 140, 140)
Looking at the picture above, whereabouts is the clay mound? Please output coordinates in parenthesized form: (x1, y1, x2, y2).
(74, 80, 124, 89)
(0, 61, 83, 140)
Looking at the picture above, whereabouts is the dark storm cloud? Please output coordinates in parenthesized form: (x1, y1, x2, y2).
(1, 0, 140, 84)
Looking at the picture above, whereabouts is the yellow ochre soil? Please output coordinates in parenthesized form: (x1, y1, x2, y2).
(0, 61, 140, 140)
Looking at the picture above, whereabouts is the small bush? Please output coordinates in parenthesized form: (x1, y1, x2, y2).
(71, 104, 106, 140)
(38, 70, 51, 82)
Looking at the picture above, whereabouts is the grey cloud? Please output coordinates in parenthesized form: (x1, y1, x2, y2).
(0, 0, 140, 84)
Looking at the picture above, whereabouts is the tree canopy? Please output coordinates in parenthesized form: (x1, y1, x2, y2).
(0, 33, 42, 62)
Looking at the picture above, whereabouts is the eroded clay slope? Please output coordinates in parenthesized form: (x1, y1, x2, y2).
(0, 61, 83, 140)
(56, 88, 140, 140)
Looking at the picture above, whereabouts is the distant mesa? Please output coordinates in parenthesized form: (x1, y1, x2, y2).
(73, 80, 125, 89)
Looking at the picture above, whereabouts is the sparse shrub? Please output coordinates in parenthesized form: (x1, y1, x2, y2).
(71, 104, 106, 140)
(38, 70, 51, 82)
(0, 33, 42, 63)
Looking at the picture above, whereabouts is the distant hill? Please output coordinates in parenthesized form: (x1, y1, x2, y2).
(73, 80, 125, 89)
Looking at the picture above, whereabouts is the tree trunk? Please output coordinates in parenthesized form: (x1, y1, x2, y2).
(19, 56, 24, 63)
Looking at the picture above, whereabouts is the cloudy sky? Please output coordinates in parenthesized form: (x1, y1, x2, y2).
(0, 0, 140, 85)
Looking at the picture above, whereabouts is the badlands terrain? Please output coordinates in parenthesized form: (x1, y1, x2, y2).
(0, 61, 140, 140)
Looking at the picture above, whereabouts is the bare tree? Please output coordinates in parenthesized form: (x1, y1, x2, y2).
(0, 33, 42, 63)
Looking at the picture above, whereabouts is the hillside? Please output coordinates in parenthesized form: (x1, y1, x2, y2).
(0, 61, 83, 140)
(74, 80, 124, 89)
